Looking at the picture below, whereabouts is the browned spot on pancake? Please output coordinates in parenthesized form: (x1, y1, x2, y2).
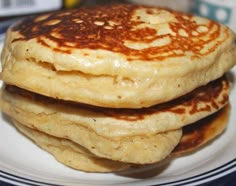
(96, 75, 229, 121)
(5, 76, 229, 122)
(172, 104, 230, 155)
(11, 4, 226, 61)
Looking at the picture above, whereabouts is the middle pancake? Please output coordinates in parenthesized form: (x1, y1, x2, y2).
(0, 75, 230, 164)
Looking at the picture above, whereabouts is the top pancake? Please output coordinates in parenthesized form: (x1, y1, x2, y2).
(1, 4, 236, 108)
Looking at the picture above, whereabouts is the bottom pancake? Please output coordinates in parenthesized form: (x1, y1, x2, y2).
(12, 119, 131, 173)
(1, 86, 182, 164)
(172, 104, 230, 156)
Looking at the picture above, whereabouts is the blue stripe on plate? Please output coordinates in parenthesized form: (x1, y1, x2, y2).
(154, 158, 236, 186)
(0, 159, 236, 186)
(0, 170, 62, 186)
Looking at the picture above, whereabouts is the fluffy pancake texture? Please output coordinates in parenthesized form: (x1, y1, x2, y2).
(9, 105, 230, 172)
(1, 86, 182, 164)
(1, 4, 236, 108)
(0, 74, 230, 164)
(12, 120, 131, 173)
(0, 75, 230, 138)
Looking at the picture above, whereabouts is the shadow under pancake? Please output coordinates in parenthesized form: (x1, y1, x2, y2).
(1, 113, 14, 127)
(115, 158, 171, 179)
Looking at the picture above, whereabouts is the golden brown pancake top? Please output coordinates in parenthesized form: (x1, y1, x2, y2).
(11, 4, 226, 61)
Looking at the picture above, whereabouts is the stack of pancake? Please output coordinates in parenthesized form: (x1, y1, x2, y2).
(0, 4, 236, 173)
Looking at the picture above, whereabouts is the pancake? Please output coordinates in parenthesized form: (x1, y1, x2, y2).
(12, 119, 131, 173)
(0, 73, 230, 163)
(0, 75, 230, 139)
(10, 104, 230, 172)
(1, 86, 182, 164)
(1, 4, 236, 108)
(172, 104, 230, 156)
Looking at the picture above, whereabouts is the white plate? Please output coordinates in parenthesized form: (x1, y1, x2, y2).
(0, 41, 236, 186)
